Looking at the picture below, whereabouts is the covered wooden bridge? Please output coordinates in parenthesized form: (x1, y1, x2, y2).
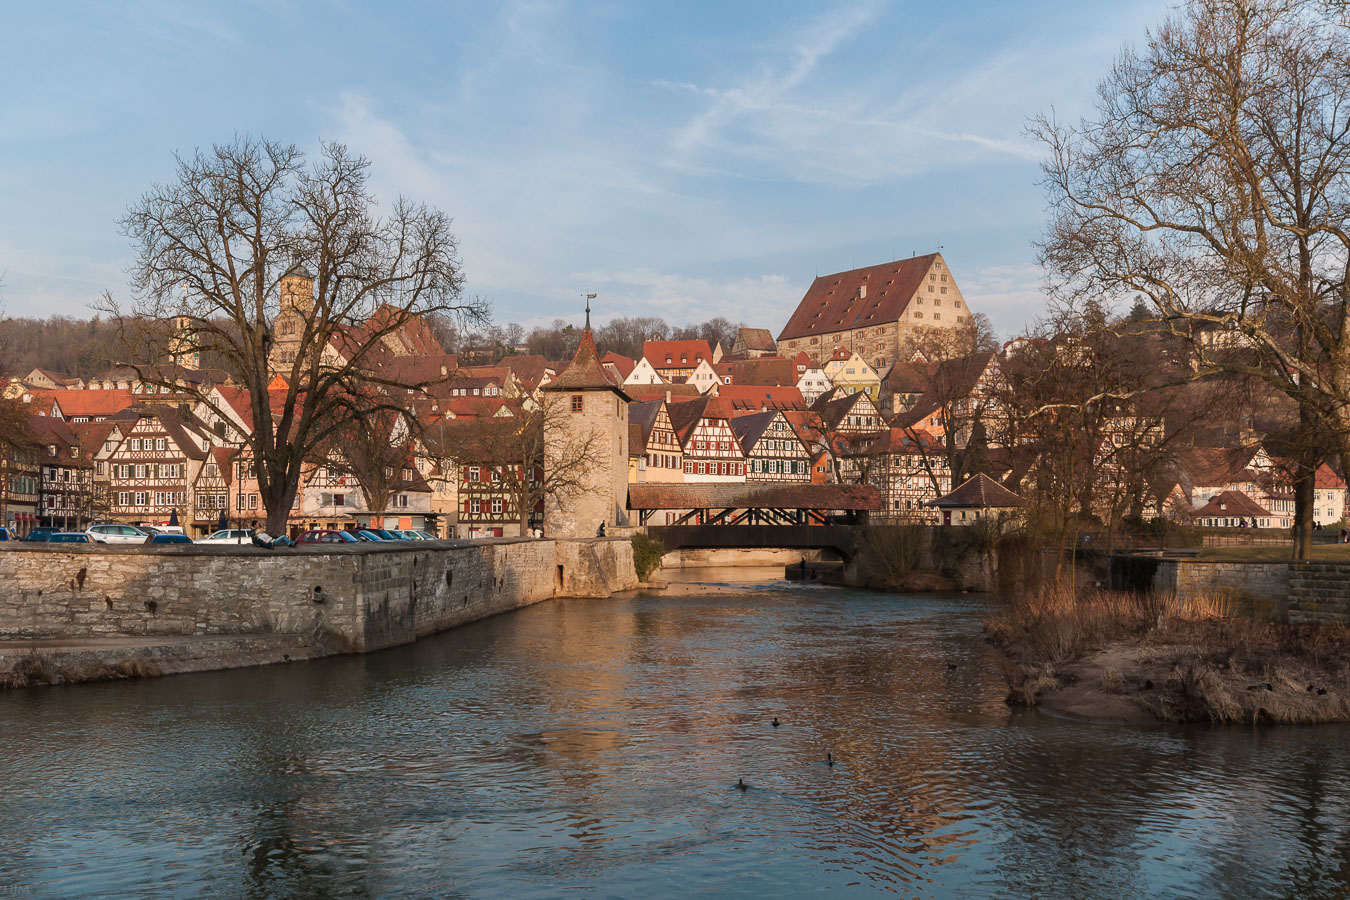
(629, 483, 881, 559)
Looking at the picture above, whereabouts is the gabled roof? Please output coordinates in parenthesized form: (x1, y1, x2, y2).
(721, 357, 798, 387)
(811, 389, 877, 429)
(718, 384, 806, 416)
(498, 355, 553, 391)
(628, 399, 666, 440)
(666, 394, 731, 445)
(624, 383, 701, 402)
(779, 255, 939, 342)
(643, 340, 715, 370)
(1194, 490, 1272, 519)
(729, 410, 799, 454)
(600, 352, 636, 380)
(736, 328, 776, 352)
(1178, 447, 1259, 488)
(872, 426, 944, 456)
(27, 388, 138, 419)
(930, 474, 1028, 509)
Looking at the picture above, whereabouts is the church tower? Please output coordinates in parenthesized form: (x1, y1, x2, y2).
(541, 300, 632, 537)
(270, 262, 315, 372)
(168, 309, 200, 370)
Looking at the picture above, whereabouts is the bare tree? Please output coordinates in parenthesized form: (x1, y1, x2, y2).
(1034, 0, 1350, 557)
(895, 315, 999, 486)
(325, 405, 418, 524)
(428, 394, 602, 537)
(102, 136, 486, 533)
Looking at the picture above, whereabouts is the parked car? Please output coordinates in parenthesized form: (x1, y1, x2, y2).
(197, 529, 256, 545)
(371, 529, 404, 541)
(48, 533, 91, 543)
(296, 529, 359, 545)
(0, 527, 10, 542)
(355, 530, 387, 542)
(414, 530, 440, 540)
(395, 530, 425, 540)
(148, 533, 192, 545)
(23, 527, 62, 542)
(87, 524, 150, 544)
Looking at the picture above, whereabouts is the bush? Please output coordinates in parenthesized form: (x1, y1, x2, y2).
(632, 533, 666, 582)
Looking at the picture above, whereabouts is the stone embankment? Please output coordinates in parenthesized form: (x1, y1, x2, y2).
(0, 536, 636, 685)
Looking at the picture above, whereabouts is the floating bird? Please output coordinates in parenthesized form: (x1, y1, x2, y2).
(1308, 684, 1316, 692)
(827, 753, 834, 768)
(1144, 679, 1154, 690)
(736, 778, 748, 791)
(947, 663, 958, 671)
(772, 717, 781, 728)
(1318, 688, 1328, 696)
(1248, 683, 1274, 692)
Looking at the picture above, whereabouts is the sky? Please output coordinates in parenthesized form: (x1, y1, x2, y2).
(0, 0, 1171, 341)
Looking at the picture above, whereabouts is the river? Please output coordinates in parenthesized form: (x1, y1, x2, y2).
(0, 572, 1348, 898)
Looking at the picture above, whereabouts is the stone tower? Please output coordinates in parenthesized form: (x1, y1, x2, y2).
(168, 309, 200, 370)
(270, 262, 315, 372)
(541, 304, 631, 537)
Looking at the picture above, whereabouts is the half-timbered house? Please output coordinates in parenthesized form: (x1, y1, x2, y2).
(668, 395, 746, 483)
(628, 399, 684, 484)
(106, 406, 211, 529)
(732, 410, 811, 483)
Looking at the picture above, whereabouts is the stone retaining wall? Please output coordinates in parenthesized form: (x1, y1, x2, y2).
(1288, 564, 1350, 625)
(0, 537, 637, 652)
(1142, 557, 1350, 624)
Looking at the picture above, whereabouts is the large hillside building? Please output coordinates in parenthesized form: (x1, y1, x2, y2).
(776, 253, 974, 371)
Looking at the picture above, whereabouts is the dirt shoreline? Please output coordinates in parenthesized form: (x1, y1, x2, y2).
(1003, 637, 1350, 726)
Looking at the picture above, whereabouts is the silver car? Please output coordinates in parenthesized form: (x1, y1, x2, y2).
(86, 524, 150, 544)
(196, 529, 256, 545)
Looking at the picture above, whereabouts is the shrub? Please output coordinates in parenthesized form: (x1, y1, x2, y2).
(632, 533, 666, 582)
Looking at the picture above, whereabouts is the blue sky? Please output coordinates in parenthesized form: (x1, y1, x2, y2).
(0, 0, 1169, 340)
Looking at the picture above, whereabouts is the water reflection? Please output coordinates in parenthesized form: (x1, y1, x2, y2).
(0, 581, 1347, 897)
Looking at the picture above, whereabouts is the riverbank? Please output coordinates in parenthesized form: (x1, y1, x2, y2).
(988, 586, 1350, 725)
(0, 536, 637, 688)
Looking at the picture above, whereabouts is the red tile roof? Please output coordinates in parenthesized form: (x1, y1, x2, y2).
(1194, 490, 1272, 519)
(643, 340, 715, 370)
(28, 389, 138, 419)
(778, 255, 939, 342)
(717, 384, 806, 416)
(601, 352, 636, 380)
(931, 474, 1028, 509)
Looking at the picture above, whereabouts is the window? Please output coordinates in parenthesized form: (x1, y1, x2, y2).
(118, 492, 130, 507)
(399, 494, 410, 509)
(468, 466, 480, 483)
(571, 395, 583, 413)
(249, 494, 259, 509)
(384, 466, 394, 478)
(928, 286, 934, 293)
(129, 439, 141, 451)
(470, 498, 481, 515)
(685, 461, 693, 474)
(134, 491, 147, 507)
(96, 461, 105, 475)
(48, 445, 56, 457)
(156, 438, 166, 451)
(402, 468, 412, 481)
(933, 314, 940, 321)
(491, 498, 502, 515)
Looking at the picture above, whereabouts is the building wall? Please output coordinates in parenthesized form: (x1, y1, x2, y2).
(0, 537, 637, 651)
(544, 391, 630, 537)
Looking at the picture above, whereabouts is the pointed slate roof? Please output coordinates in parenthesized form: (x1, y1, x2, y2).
(930, 473, 1028, 509)
(542, 328, 630, 399)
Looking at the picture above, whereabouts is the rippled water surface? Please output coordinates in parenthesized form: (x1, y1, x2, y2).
(1, 578, 1349, 898)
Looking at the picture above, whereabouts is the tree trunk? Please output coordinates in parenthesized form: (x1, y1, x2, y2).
(1293, 459, 1316, 561)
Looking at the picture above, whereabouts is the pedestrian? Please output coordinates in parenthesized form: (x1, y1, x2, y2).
(597, 522, 606, 537)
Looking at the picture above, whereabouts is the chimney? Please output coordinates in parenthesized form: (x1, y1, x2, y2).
(440, 364, 448, 377)
(666, 390, 672, 404)
(859, 284, 867, 300)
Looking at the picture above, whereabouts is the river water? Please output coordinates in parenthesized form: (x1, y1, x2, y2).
(1, 573, 1349, 898)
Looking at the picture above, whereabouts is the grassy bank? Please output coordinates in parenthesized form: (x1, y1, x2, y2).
(987, 585, 1350, 724)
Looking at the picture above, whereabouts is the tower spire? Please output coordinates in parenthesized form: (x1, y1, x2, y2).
(583, 292, 596, 332)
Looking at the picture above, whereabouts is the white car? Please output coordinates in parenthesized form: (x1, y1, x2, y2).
(86, 524, 150, 544)
(196, 529, 256, 545)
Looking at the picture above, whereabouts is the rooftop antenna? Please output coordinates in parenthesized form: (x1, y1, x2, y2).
(582, 292, 596, 330)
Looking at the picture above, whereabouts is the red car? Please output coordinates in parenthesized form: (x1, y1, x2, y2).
(295, 529, 359, 545)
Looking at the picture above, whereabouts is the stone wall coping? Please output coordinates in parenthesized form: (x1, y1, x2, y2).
(0, 534, 630, 558)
